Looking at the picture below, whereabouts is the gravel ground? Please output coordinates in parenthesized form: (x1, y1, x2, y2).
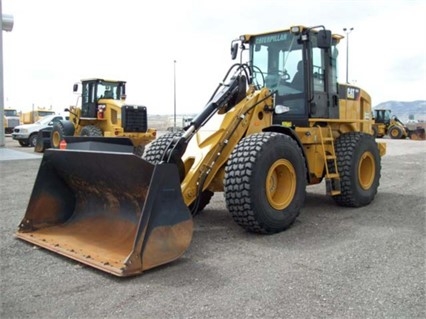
(0, 136, 425, 319)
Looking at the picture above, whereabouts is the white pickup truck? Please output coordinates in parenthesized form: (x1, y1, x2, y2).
(12, 114, 68, 147)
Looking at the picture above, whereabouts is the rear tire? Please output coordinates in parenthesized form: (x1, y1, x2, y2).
(51, 120, 75, 149)
(19, 140, 29, 147)
(133, 145, 145, 157)
(80, 125, 102, 137)
(224, 132, 306, 234)
(34, 130, 46, 153)
(333, 132, 381, 207)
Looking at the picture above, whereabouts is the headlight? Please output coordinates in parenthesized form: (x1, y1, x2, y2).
(21, 128, 28, 133)
(290, 26, 301, 35)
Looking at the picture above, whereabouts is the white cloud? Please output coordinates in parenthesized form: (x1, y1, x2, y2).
(2, 0, 426, 114)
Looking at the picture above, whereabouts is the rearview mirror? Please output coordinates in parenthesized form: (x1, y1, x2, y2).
(317, 30, 332, 49)
(231, 42, 239, 60)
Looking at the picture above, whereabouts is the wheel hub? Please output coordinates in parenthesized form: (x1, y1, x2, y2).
(266, 159, 296, 210)
(358, 151, 375, 190)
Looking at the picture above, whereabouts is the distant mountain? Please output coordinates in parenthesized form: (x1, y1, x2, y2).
(373, 100, 426, 122)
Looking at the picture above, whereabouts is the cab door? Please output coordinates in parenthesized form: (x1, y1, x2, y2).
(309, 36, 339, 119)
(81, 81, 98, 118)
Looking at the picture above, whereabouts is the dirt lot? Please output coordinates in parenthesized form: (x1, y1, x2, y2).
(0, 136, 425, 319)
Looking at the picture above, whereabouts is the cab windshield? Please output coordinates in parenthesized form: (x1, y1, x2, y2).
(96, 81, 124, 100)
(251, 31, 303, 95)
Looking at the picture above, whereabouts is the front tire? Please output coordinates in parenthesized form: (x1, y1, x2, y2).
(333, 132, 381, 207)
(34, 129, 46, 153)
(224, 132, 307, 234)
(372, 126, 378, 138)
(29, 134, 38, 147)
(389, 126, 403, 139)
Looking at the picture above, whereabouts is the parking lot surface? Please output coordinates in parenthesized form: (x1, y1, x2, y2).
(1, 136, 425, 318)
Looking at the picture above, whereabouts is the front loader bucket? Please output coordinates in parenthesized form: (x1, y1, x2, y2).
(409, 128, 426, 140)
(15, 149, 192, 277)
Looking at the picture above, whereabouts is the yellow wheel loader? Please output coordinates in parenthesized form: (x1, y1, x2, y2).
(47, 79, 156, 155)
(372, 108, 425, 140)
(16, 25, 386, 277)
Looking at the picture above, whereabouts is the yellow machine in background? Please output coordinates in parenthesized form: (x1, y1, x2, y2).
(372, 108, 425, 140)
(46, 78, 156, 155)
(16, 26, 386, 277)
(20, 108, 56, 124)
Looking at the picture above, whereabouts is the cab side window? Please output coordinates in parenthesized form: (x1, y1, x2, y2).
(312, 47, 325, 92)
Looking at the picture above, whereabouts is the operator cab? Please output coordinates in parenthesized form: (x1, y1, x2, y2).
(235, 26, 340, 127)
(373, 109, 392, 125)
(73, 79, 126, 118)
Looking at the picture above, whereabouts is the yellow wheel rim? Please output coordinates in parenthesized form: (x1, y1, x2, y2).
(52, 131, 61, 148)
(390, 128, 399, 138)
(358, 151, 375, 190)
(266, 159, 296, 210)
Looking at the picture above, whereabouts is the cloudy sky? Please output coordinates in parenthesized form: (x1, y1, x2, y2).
(2, 0, 425, 114)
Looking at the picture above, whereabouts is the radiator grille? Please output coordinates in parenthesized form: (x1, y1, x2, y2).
(121, 105, 148, 132)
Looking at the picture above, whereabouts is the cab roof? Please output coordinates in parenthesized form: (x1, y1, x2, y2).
(240, 25, 344, 44)
(80, 78, 126, 84)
